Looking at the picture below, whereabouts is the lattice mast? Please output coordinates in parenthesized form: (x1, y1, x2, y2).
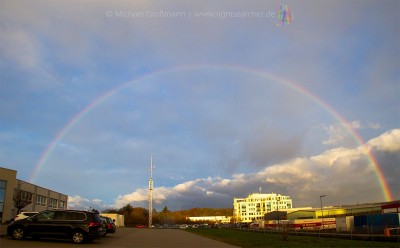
(148, 156, 155, 228)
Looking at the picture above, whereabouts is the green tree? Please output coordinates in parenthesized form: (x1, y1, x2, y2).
(119, 204, 133, 215)
(103, 208, 119, 213)
(162, 206, 169, 214)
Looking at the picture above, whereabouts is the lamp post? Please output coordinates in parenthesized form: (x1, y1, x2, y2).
(320, 195, 326, 230)
(148, 156, 155, 228)
(277, 197, 280, 233)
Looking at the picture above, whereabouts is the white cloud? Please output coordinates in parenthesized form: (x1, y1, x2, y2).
(68, 195, 89, 209)
(367, 129, 400, 152)
(323, 123, 354, 146)
(68, 195, 111, 211)
(1, 1, 398, 213)
(57, 119, 397, 213)
(322, 121, 382, 146)
(367, 122, 381, 130)
(108, 129, 400, 210)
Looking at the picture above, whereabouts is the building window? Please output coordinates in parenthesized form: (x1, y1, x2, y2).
(19, 190, 33, 201)
(59, 201, 66, 209)
(49, 198, 58, 209)
(36, 195, 46, 206)
(0, 180, 6, 223)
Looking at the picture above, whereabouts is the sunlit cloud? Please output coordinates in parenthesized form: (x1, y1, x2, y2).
(107, 129, 400, 210)
(1, 1, 398, 213)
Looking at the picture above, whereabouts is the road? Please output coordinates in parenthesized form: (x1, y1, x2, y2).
(0, 227, 239, 248)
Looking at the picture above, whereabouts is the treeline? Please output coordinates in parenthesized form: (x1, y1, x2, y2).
(103, 204, 233, 227)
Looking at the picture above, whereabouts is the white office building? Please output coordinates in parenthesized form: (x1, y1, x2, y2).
(233, 192, 293, 223)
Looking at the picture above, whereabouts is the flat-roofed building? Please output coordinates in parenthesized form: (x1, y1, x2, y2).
(0, 167, 68, 223)
(233, 192, 293, 223)
(287, 201, 400, 220)
(100, 213, 125, 227)
(187, 216, 231, 223)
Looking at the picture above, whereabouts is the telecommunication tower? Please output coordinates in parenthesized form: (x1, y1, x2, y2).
(148, 156, 155, 228)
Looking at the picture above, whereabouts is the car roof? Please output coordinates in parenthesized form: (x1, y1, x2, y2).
(41, 209, 98, 214)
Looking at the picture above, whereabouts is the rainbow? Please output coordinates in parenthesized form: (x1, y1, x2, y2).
(29, 64, 393, 201)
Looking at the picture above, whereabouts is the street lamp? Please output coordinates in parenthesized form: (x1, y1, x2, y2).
(320, 195, 326, 230)
(277, 197, 280, 233)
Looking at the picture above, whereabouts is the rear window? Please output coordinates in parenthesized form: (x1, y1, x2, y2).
(92, 213, 103, 222)
(66, 212, 86, 220)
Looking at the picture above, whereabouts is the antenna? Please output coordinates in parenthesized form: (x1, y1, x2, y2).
(148, 156, 155, 228)
(259, 187, 262, 194)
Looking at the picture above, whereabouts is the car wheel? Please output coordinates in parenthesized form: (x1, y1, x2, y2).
(12, 227, 25, 240)
(71, 231, 85, 244)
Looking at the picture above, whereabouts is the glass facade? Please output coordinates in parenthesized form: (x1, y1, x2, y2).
(0, 180, 7, 223)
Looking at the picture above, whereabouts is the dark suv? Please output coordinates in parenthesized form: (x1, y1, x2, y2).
(101, 216, 116, 235)
(7, 209, 106, 243)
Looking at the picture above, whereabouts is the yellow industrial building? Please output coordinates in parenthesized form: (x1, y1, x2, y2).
(287, 202, 393, 220)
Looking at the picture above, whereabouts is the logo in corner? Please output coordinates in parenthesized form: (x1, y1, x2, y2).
(276, 4, 292, 26)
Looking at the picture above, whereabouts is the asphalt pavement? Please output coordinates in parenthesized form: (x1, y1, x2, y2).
(0, 227, 240, 248)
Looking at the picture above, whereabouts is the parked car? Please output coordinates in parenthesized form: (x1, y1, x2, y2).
(236, 222, 249, 228)
(14, 212, 38, 221)
(179, 224, 188, 229)
(7, 209, 106, 244)
(153, 224, 163, 229)
(101, 216, 116, 235)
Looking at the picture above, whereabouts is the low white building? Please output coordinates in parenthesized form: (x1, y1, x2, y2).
(100, 213, 125, 227)
(233, 192, 293, 223)
(187, 216, 231, 223)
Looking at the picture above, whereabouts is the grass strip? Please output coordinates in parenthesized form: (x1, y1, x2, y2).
(186, 228, 397, 248)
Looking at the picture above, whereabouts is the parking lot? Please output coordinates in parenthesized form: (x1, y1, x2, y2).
(0, 227, 239, 248)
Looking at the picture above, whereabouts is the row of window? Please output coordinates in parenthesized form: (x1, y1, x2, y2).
(18, 190, 66, 209)
(240, 205, 289, 211)
(240, 216, 264, 221)
(245, 197, 291, 202)
(238, 201, 292, 209)
(36, 195, 66, 209)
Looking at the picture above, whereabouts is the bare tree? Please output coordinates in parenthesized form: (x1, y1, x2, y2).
(13, 188, 32, 214)
(281, 221, 292, 241)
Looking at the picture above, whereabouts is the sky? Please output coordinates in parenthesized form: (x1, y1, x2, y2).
(0, 0, 399, 211)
